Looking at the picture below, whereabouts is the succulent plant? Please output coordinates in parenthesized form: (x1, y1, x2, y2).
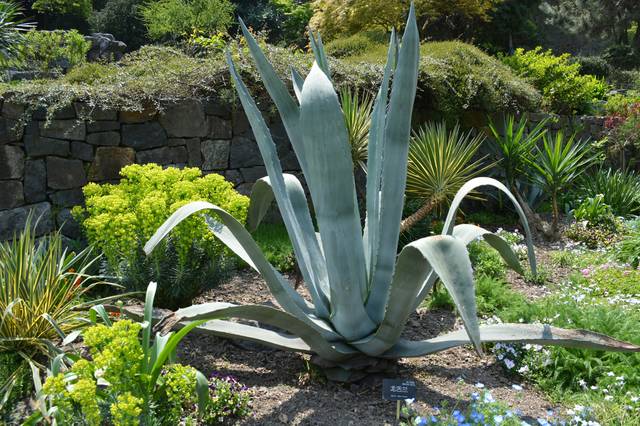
(144, 5, 640, 381)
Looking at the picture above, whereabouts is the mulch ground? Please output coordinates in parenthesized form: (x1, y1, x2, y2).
(178, 243, 565, 425)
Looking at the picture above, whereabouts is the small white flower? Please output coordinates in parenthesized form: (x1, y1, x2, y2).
(475, 382, 485, 388)
(604, 395, 613, 401)
(607, 371, 615, 377)
(512, 384, 523, 391)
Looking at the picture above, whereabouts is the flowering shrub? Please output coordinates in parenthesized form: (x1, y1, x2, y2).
(73, 164, 249, 309)
(602, 93, 640, 169)
(501, 47, 608, 114)
(40, 319, 252, 425)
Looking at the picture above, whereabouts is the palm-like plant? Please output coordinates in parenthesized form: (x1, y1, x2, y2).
(488, 114, 548, 196)
(340, 87, 373, 171)
(530, 131, 596, 234)
(0, 1, 34, 66)
(401, 121, 492, 232)
(144, 7, 639, 381)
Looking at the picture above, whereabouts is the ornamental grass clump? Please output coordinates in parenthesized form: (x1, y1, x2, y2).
(73, 164, 249, 309)
(145, 5, 640, 381)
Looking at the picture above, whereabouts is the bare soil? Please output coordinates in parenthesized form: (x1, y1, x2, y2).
(178, 244, 565, 425)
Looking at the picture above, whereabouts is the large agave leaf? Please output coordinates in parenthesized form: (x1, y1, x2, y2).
(228, 55, 330, 318)
(291, 67, 304, 103)
(144, 201, 339, 341)
(363, 29, 396, 283)
(359, 235, 481, 356)
(166, 303, 356, 361)
(382, 324, 640, 358)
(309, 31, 331, 80)
(238, 19, 308, 173)
(442, 177, 536, 275)
(299, 62, 376, 340)
(452, 224, 524, 275)
(367, 5, 419, 324)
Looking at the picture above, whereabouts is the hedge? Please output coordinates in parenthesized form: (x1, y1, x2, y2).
(0, 39, 540, 120)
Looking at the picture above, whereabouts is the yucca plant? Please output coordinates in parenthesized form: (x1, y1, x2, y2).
(401, 121, 492, 232)
(530, 131, 596, 235)
(0, 0, 34, 66)
(579, 168, 640, 217)
(144, 6, 640, 381)
(340, 87, 373, 171)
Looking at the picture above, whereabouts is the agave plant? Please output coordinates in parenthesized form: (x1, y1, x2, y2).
(401, 121, 492, 233)
(145, 6, 640, 381)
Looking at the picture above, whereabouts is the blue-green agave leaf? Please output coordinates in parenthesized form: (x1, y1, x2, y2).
(382, 324, 640, 358)
(300, 62, 376, 340)
(309, 31, 331, 80)
(443, 177, 536, 275)
(367, 4, 419, 323)
(291, 67, 304, 103)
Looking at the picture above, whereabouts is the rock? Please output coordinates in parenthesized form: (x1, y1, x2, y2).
(1, 102, 24, 120)
(201, 139, 230, 170)
(185, 138, 201, 167)
(71, 141, 94, 161)
(159, 101, 208, 137)
(0, 181, 24, 210)
(223, 169, 243, 186)
(0, 145, 24, 179)
(74, 102, 117, 121)
(5, 119, 23, 142)
(51, 188, 84, 207)
(0, 202, 52, 240)
(39, 120, 86, 141)
(122, 122, 167, 149)
(87, 121, 120, 133)
(119, 106, 157, 123)
(89, 147, 135, 181)
(136, 146, 187, 165)
(84, 33, 127, 62)
(240, 166, 267, 183)
(280, 150, 300, 171)
(24, 135, 70, 157)
(229, 137, 262, 168)
(87, 131, 120, 146)
(56, 208, 82, 239)
(204, 97, 231, 118)
(46, 157, 87, 189)
(32, 105, 76, 120)
(0, 118, 7, 144)
(232, 111, 251, 136)
(24, 159, 46, 203)
(208, 115, 232, 139)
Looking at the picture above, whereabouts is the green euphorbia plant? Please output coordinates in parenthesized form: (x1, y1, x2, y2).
(144, 5, 640, 381)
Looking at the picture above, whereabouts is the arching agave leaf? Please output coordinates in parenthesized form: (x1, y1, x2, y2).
(443, 177, 536, 275)
(452, 224, 524, 275)
(291, 67, 304, 103)
(382, 324, 640, 358)
(144, 201, 339, 341)
(166, 303, 356, 361)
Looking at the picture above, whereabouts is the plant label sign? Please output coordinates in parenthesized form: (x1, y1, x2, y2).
(382, 379, 417, 401)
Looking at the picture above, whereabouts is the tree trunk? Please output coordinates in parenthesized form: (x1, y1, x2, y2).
(400, 196, 440, 233)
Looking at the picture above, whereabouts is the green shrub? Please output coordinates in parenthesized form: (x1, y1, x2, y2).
(501, 47, 609, 114)
(326, 34, 373, 58)
(73, 164, 249, 309)
(468, 241, 507, 280)
(252, 223, 296, 273)
(31, 0, 91, 18)
(572, 194, 617, 228)
(0, 352, 32, 419)
(140, 0, 234, 42)
(574, 55, 611, 78)
(579, 169, 640, 217)
(565, 221, 622, 249)
(63, 61, 118, 84)
(616, 223, 640, 268)
(19, 29, 91, 71)
(89, 0, 148, 49)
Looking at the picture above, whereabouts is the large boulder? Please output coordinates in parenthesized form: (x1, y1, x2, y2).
(85, 33, 127, 62)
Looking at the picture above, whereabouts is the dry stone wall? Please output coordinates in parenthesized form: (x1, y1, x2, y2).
(0, 98, 301, 240)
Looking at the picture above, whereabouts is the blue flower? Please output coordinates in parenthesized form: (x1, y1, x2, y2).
(414, 416, 427, 426)
(536, 418, 550, 426)
(430, 415, 438, 423)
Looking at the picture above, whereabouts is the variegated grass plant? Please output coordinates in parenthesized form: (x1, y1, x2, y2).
(144, 6, 640, 381)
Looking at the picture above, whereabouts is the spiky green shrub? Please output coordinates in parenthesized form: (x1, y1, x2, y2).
(18, 29, 90, 71)
(144, 8, 640, 381)
(73, 164, 249, 309)
(579, 168, 640, 217)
